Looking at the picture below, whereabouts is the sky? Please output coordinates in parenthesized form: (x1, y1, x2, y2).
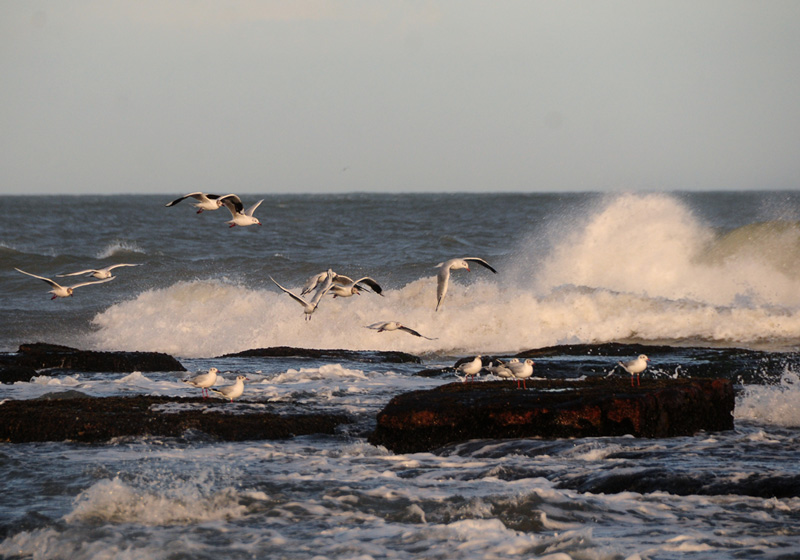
(1, 1, 799, 195)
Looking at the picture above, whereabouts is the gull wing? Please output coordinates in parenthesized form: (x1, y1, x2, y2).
(244, 200, 263, 217)
(464, 257, 497, 274)
(270, 277, 313, 310)
(106, 263, 139, 271)
(165, 192, 212, 207)
(56, 269, 99, 277)
(219, 194, 244, 216)
(399, 325, 436, 340)
(15, 268, 62, 289)
(353, 277, 383, 295)
(67, 277, 115, 290)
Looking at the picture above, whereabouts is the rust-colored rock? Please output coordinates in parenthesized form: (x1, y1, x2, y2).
(369, 377, 734, 453)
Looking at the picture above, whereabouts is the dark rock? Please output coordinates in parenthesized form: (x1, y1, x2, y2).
(0, 343, 185, 382)
(369, 377, 734, 454)
(220, 346, 421, 364)
(0, 395, 350, 443)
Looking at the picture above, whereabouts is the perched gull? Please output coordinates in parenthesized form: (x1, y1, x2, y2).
(271, 271, 334, 320)
(484, 358, 515, 380)
(365, 321, 436, 340)
(508, 358, 534, 389)
(183, 367, 218, 398)
(435, 257, 497, 311)
(457, 355, 483, 383)
(210, 375, 248, 402)
(219, 194, 263, 227)
(618, 354, 650, 386)
(57, 263, 139, 280)
(15, 268, 114, 299)
(165, 192, 225, 213)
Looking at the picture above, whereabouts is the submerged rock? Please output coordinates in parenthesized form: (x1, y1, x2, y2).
(0, 343, 185, 383)
(0, 395, 349, 443)
(369, 377, 735, 454)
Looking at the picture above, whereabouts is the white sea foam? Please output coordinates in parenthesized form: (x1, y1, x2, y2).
(84, 194, 800, 357)
(735, 371, 800, 427)
(96, 240, 145, 259)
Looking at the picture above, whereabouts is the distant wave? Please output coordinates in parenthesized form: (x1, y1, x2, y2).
(96, 240, 146, 259)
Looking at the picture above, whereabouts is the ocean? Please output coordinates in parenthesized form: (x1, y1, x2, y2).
(1, 191, 799, 559)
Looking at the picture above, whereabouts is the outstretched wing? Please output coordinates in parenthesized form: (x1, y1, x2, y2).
(270, 277, 312, 309)
(219, 194, 244, 216)
(353, 277, 383, 295)
(165, 192, 211, 207)
(464, 257, 497, 274)
(68, 277, 115, 290)
(56, 269, 98, 278)
(15, 268, 61, 289)
(399, 325, 436, 340)
(244, 200, 263, 217)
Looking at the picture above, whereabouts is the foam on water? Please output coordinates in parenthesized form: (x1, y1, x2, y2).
(736, 371, 800, 427)
(95, 240, 146, 259)
(80, 193, 800, 357)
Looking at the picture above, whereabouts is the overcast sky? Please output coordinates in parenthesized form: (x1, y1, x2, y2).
(1, 1, 799, 195)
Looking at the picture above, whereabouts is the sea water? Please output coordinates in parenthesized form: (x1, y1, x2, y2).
(1, 191, 799, 559)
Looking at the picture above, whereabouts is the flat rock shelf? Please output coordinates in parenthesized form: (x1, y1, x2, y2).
(0, 395, 350, 443)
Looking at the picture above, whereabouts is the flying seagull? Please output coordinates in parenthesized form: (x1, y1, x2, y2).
(57, 263, 139, 280)
(165, 192, 225, 213)
(219, 194, 263, 227)
(435, 257, 497, 311)
(365, 321, 436, 340)
(271, 271, 334, 320)
(15, 268, 114, 299)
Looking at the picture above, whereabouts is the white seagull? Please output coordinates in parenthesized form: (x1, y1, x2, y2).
(165, 192, 225, 213)
(183, 367, 218, 398)
(484, 358, 515, 380)
(618, 354, 650, 386)
(508, 358, 534, 389)
(210, 375, 248, 402)
(57, 263, 139, 280)
(15, 268, 114, 300)
(457, 355, 483, 382)
(330, 275, 383, 298)
(365, 321, 436, 340)
(435, 257, 497, 311)
(301, 271, 383, 298)
(219, 194, 263, 227)
(271, 271, 334, 320)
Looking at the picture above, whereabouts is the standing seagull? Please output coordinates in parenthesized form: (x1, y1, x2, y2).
(435, 257, 497, 311)
(456, 355, 483, 382)
(183, 367, 218, 398)
(618, 354, 650, 386)
(165, 192, 225, 213)
(210, 375, 248, 403)
(57, 263, 139, 280)
(508, 359, 534, 389)
(15, 268, 114, 300)
(219, 194, 263, 227)
(270, 271, 334, 320)
(365, 321, 437, 340)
